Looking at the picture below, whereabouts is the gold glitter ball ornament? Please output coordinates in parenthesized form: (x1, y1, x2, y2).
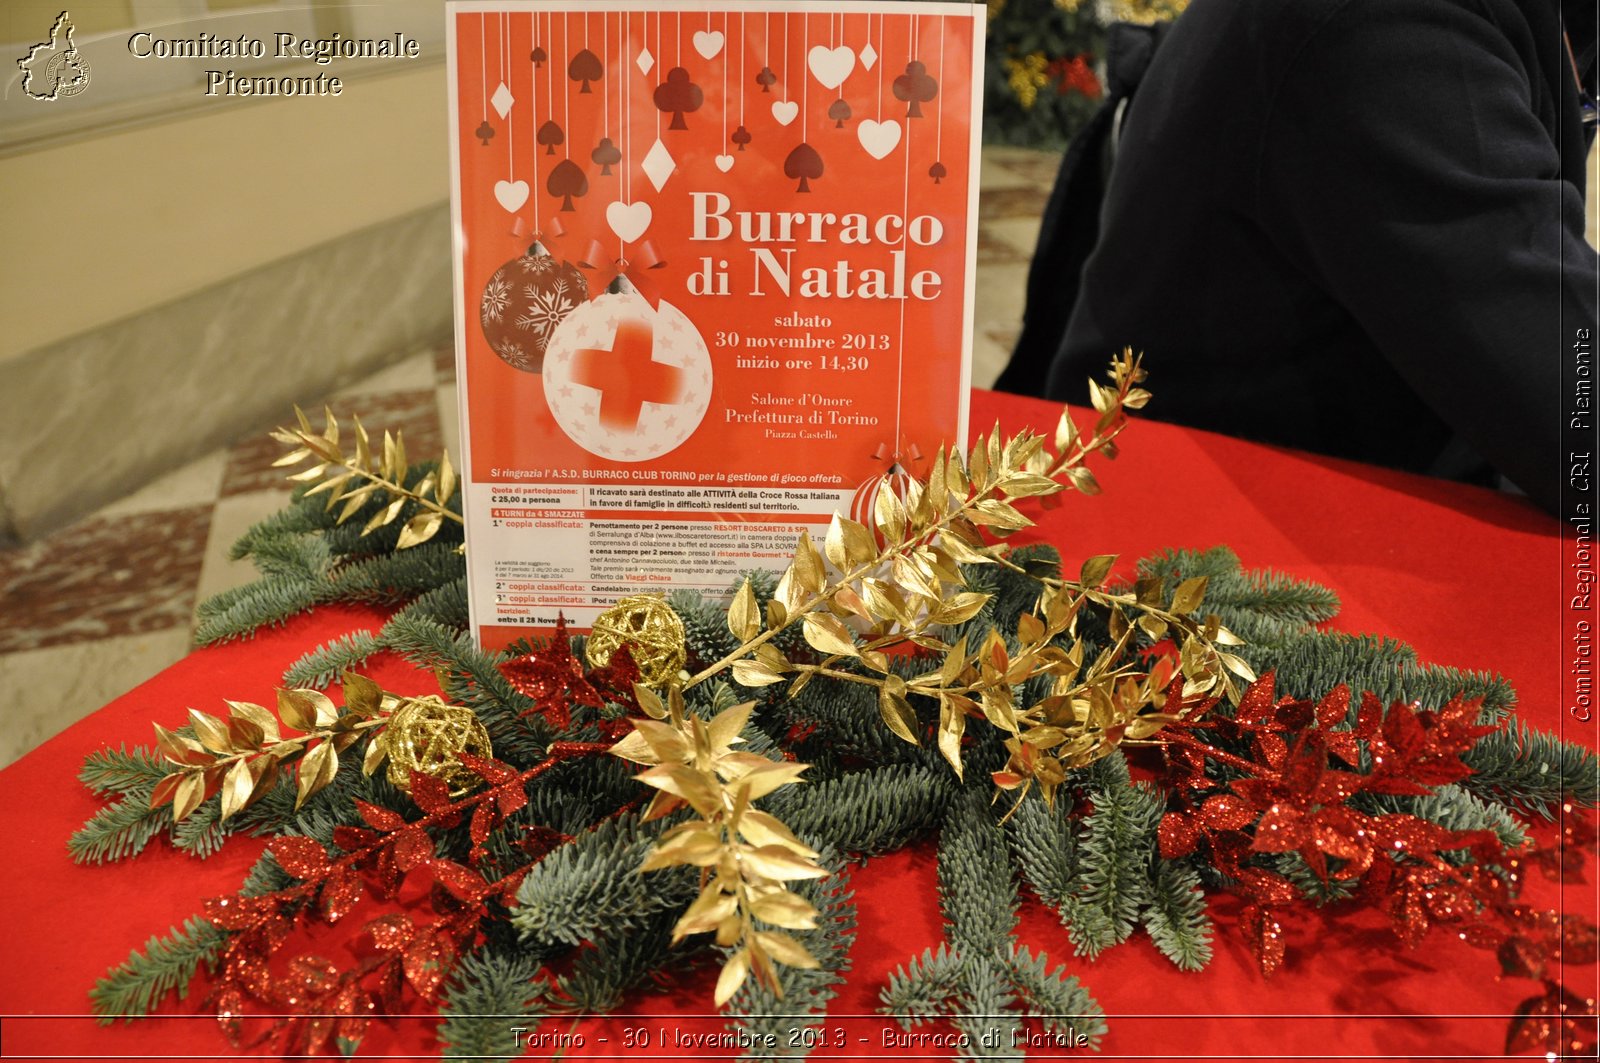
(585, 594, 687, 688)
(382, 695, 492, 796)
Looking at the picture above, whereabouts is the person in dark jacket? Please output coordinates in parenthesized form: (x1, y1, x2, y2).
(1003, 0, 1596, 514)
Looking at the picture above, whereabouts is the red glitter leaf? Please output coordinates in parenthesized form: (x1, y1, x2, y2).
(469, 804, 495, 859)
(1234, 867, 1299, 906)
(271, 837, 331, 880)
(356, 800, 406, 832)
(1235, 674, 1277, 725)
(431, 860, 485, 901)
(319, 869, 364, 924)
(1273, 698, 1315, 732)
(287, 954, 339, 995)
(1254, 732, 1288, 772)
(1353, 692, 1384, 737)
(1250, 804, 1305, 854)
(1324, 731, 1361, 766)
(332, 826, 377, 853)
(1239, 904, 1285, 977)
(1200, 794, 1257, 832)
(409, 773, 454, 814)
(1158, 812, 1200, 859)
(365, 913, 413, 952)
(392, 827, 433, 871)
(457, 751, 516, 785)
(1278, 735, 1327, 801)
(497, 785, 528, 818)
(1562, 917, 1600, 965)
(204, 894, 274, 931)
(402, 933, 454, 1000)
(370, 848, 402, 899)
(523, 825, 570, 861)
(1309, 805, 1372, 862)
(1314, 685, 1350, 730)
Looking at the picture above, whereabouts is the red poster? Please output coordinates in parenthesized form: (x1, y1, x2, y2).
(447, 1, 983, 649)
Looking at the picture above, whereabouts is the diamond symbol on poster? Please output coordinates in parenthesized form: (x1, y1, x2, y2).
(642, 138, 675, 192)
(491, 82, 514, 118)
(636, 47, 654, 75)
(860, 42, 878, 70)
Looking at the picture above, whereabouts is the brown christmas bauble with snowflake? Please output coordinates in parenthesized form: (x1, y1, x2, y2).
(480, 243, 587, 373)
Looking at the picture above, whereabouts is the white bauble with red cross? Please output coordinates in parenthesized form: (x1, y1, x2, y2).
(541, 290, 713, 462)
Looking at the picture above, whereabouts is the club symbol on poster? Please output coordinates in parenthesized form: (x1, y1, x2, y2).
(542, 291, 712, 461)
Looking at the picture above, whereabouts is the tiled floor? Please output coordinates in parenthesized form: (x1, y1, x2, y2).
(0, 146, 1059, 769)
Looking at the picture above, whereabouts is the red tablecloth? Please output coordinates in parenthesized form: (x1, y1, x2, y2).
(2, 389, 1594, 1061)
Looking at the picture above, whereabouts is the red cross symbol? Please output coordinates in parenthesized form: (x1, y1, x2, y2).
(571, 316, 685, 431)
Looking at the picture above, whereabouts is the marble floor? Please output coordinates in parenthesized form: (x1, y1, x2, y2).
(0, 145, 1059, 769)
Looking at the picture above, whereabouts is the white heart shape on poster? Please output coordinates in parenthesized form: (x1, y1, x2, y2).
(606, 200, 653, 243)
(771, 100, 799, 126)
(693, 30, 724, 60)
(857, 119, 902, 159)
(493, 179, 529, 213)
(714, 154, 735, 172)
(807, 45, 855, 89)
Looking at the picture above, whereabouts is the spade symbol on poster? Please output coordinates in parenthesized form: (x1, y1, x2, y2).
(538, 120, 564, 156)
(929, 161, 947, 184)
(569, 49, 603, 93)
(531, 45, 547, 67)
(654, 68, 704, 130)
(784, 143, 823, 193)
(893, 61, 938, 118)
(548, 159, 588, 211)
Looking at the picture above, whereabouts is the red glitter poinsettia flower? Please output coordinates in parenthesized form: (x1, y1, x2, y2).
(499, 615, 642, 732)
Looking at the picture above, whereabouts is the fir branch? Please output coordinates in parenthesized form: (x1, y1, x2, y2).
(68, 794, 172, 865)
(171, 799, 230, 858)
(556, 909, 682, 1014)
(938, 790, 1018, 957)
(1272, 852, 1360, 906)
(90, 916, 227, 1021)
(1137, 547, 1339, 645)
(1462, 721, 1600, 816)
(1360, 785, 1529, 849)
(1242, 633, 1417, 705)
(389, 575, 471, 631)
(770, 766, 951, 855)
(1140, 860, 1213, 971)
(880, 944, 966, 1024)
(326, 540, 463, 605)
(438, 947, 547, 1062)
(1062, 771, 1162, 958)
(512, 813, 694, 948)
(247, 531, 333, 581)
(1005, 792, 1077, 907)
(1002, 944, 1107, 1047)
(282, 630, 384, 689)
(78, 744, 168, 797)
(192, 575, 327, 645)
(226, 495, 327, 561)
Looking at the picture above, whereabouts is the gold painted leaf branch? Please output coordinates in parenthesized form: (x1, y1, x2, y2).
(273, 406, 461, 549)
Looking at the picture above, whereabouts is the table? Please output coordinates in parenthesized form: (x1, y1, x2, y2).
(3, 389, 1593, 1060)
